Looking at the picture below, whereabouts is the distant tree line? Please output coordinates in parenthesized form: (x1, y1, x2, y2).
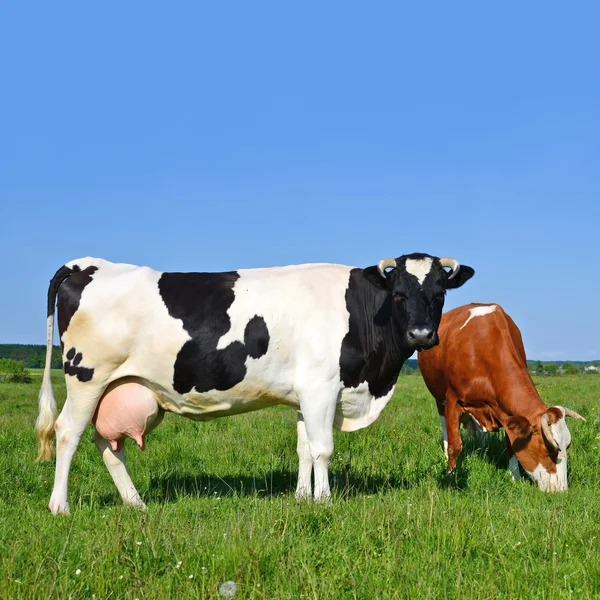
(527, 360, 600, 376)
(0, 345, 62, 369)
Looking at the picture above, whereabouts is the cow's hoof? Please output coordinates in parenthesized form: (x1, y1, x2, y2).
(295, 489, 312, 502)
(314, 494, 332, 505)
(48, 501, 70, 516)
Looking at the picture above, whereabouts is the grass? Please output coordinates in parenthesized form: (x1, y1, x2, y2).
(1, 370, 599, 599)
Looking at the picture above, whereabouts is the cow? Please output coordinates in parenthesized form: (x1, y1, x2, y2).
(36, 253, 474, 514)
(418, 303, 586, 492)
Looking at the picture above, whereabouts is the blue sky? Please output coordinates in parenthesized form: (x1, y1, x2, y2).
(1, 2, 599, 360)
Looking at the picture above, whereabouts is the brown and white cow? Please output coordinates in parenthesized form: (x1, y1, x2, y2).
(418, 303, 585, 492)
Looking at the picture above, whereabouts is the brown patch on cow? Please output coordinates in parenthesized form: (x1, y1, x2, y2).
(545, 406, 564, 425)
(506, 416, 532, 440)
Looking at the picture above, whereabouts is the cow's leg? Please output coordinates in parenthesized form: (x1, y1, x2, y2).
(436, 400, 448, 459)
(92, 430, 146, 509)
(445, 390, 462, 473)
(299, 390, 337, 502)
(295, 413, 313, 500)
(49, 386, 105, 515)
(505, 433, 521, 480)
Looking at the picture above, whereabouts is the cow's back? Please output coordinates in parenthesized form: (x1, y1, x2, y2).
(419, 303, 522, 403)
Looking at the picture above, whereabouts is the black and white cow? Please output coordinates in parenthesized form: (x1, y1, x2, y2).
(36, 253, 474, 514)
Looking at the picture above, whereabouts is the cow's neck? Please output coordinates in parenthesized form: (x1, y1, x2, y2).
(339, 269, 412, 398)
(496, 365, 547, 424)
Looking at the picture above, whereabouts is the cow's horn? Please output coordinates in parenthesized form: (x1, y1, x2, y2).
(439, 257, 460, 279)
(377, 258, 397, 278)
(562, 407, 586, 421)
(540, 413, 560, 450)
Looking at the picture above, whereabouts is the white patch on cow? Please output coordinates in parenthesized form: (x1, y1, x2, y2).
(334, 383, 396, 432)
(508, 455, 521, 480)
(551, 407, 572, 450)
(462, 413, 487, 445)
(524, 457, 568, 492)
(440, 415, 449, 458)
(521, 410, 571, 492)
(459, 304, 498, 330)
(404, 257, 434, 285)
(469, 413, 487, 433)
(61, 264, 192, 397)
(211, 263, 352, 409)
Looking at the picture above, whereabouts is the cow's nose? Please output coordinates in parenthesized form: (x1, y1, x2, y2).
(407, 328, 436, 348)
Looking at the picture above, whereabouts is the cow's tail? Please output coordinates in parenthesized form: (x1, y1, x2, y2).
(36, 265, 72, 461)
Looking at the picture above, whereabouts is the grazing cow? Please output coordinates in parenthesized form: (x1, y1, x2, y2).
(36, 253, 474, 514)
(418, 303, 586, 492)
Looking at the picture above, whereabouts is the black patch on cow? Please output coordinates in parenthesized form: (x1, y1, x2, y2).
(244, 315, 270, 359)
(340, 269, 412, 398)
(64, 346, 94, 382)
(158, 272, 270, 394)
(56, 265, 98, 347)
(47, 265, 74, 318)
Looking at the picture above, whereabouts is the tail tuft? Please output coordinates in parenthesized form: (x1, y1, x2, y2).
(36, 265, 72, 462)
(35, 317, 58, 461)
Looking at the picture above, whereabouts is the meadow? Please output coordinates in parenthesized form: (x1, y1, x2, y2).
(1, 370, 599, 599)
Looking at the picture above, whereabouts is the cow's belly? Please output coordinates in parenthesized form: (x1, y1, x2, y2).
(146, 376, 299, 421)
(334, 383, 396, 432)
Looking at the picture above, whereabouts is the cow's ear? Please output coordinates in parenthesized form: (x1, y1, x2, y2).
(362, 266, 390, 290)
(506, 416, 532, 440)
(445, 265, 475, 290)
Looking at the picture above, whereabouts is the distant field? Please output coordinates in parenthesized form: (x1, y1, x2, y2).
(1, 373, 599, 599)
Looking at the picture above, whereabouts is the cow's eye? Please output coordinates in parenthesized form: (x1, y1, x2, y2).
(393, 291, 406, 302)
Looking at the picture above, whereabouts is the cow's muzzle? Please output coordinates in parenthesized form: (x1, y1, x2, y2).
(406, 328, 438, 351)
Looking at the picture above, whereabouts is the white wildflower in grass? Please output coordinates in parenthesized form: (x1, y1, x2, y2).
(75, 569, 81, 575)
(201, 567, 208, 574)
(136, 541, 142, 546)
(176, 561, 182, 569)
(219, 580, 238, 598)
(189, 574, 194, 579)
(119, 575, 124, 580)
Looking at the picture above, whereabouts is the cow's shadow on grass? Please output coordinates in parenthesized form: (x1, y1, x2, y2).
(93, 433, 523, 507)
(137, 467, 416, 504)
(437, 430, 518, 490)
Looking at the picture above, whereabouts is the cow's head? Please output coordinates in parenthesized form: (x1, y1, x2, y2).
(364, 253, 474, 351)
(506, 406, 586, 492)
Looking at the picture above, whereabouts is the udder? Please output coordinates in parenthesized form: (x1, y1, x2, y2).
(93, 378, 164, 451)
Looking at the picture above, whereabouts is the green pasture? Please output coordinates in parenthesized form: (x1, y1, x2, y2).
(1, 370, 599, 599)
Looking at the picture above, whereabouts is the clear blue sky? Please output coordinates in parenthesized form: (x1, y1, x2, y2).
(1, 2, 599, 360)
